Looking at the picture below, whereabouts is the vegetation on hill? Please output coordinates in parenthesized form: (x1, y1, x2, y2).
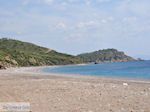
(0, 38, 136, 69)
(0, 38, 81, 68)
(77, 49, 136, 63)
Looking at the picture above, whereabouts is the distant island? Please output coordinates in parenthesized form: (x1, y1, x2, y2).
(0, 38, 137, 69)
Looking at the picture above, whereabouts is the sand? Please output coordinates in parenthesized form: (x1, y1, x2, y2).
(0, 67, 150, 112)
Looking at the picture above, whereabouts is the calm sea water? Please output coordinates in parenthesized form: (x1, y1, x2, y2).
(43, 61, 150, 80)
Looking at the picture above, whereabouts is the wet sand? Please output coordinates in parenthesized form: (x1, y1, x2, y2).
(0, 67, 150, 112)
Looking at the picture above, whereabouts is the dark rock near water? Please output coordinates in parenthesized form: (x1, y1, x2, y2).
(137, 58, 144, 61)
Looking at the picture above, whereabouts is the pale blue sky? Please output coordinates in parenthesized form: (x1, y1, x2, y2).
(0, 0, 150, 59)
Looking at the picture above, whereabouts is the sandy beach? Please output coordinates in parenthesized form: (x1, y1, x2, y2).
(0, 67, 150, 112)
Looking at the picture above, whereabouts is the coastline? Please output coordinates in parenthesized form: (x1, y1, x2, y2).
(0, 66, 150, 112)
(1, 65, 150, 84)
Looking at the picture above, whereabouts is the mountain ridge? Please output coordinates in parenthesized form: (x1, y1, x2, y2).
(77, 48, 136, 63)
(0, 38, 137, 69)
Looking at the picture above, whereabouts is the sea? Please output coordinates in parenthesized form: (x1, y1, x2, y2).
(43, 61, 150, 80)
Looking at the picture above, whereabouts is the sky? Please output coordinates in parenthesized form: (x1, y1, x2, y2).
(0, 0, 150, 59)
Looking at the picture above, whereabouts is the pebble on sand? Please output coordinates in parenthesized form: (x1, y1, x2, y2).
(123, 83, 128, 86)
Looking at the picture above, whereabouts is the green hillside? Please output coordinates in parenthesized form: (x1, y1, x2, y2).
(77, 49, 136, 63)
(0, 38, 137, 69)
(0, 38, 81, 68)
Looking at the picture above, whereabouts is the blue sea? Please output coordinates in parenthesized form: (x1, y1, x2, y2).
(43, 61, 150, 80)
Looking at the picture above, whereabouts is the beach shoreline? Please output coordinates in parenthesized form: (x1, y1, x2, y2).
(2, 66, 150, 84)
(0, 66, 150, 112)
